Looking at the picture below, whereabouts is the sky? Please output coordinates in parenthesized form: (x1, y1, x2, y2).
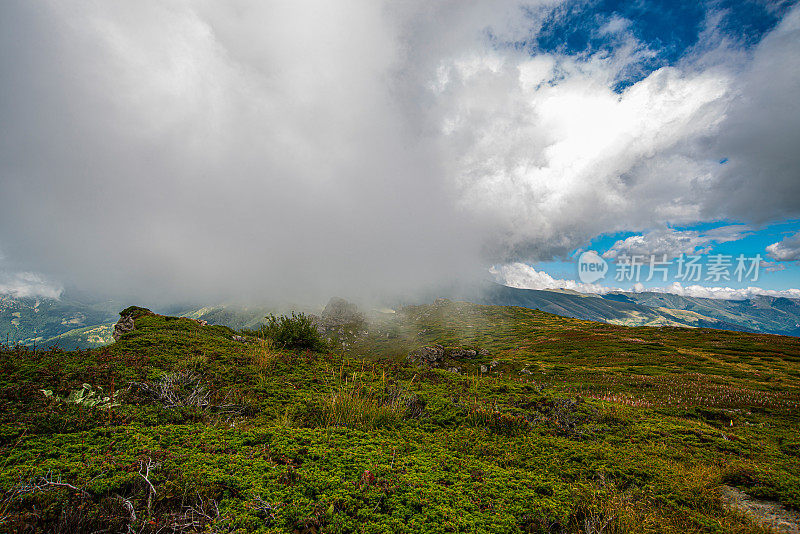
(1, 0, 799, 305)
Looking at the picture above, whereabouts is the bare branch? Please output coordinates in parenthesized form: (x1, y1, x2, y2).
(138, 459, 159, 513)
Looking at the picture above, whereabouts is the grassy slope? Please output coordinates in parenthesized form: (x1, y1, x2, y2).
(0, 303, 798, 533)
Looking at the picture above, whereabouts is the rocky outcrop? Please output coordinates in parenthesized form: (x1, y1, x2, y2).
(112, 314, 135, 341)
(320, 297, 365, 327)
(113, 306, 157, 341)
(312, 297, 367, 337)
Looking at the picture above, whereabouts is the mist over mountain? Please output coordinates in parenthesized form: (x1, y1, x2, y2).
(4, 283, 799, 351)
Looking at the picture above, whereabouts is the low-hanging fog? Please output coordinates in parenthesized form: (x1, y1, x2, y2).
(1, 1, 799, 307)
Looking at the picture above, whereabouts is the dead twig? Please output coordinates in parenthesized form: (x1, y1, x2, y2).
(138, 458, 159, 514)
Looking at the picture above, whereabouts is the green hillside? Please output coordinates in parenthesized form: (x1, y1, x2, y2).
(1, 302, 798, 533)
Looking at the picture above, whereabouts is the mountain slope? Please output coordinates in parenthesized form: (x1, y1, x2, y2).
(450, 283, 800, 336)
(607, 291, 800, 335)
(464, 284, 674, 326)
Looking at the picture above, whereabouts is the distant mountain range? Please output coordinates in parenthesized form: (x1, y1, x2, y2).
(465, 284, 800, 336)
(3, 284, 799, 349)
(0, 294, 119, 349)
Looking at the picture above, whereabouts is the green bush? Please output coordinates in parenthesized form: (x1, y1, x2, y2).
(249, 312, 326, 351)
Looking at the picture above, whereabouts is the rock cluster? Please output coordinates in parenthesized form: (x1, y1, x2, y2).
(479, 361, 499, 373)
(407, 345, 445, 365)
(406, 345, 491, 370)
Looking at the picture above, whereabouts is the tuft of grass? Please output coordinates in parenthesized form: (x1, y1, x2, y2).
(322, 377, 408, 429)
(466, 402, 531, 436)
(276, 405, 294, 427)
(252, 338, 280, 384)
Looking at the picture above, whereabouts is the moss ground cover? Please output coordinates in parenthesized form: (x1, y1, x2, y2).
(0, 302, 797, 532)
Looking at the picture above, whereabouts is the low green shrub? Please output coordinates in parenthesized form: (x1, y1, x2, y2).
(245, 312, 327, 352)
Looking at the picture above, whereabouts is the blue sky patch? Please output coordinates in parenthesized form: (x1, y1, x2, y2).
(496, 0, 797, 90)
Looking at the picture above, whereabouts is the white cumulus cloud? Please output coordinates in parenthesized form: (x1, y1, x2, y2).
(490, 262, 616, 294)
(492, 263, 800, 301)
(603, 225, 751, 259)
(650, 282, 800, 300)
(767, 232, 800, 262)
